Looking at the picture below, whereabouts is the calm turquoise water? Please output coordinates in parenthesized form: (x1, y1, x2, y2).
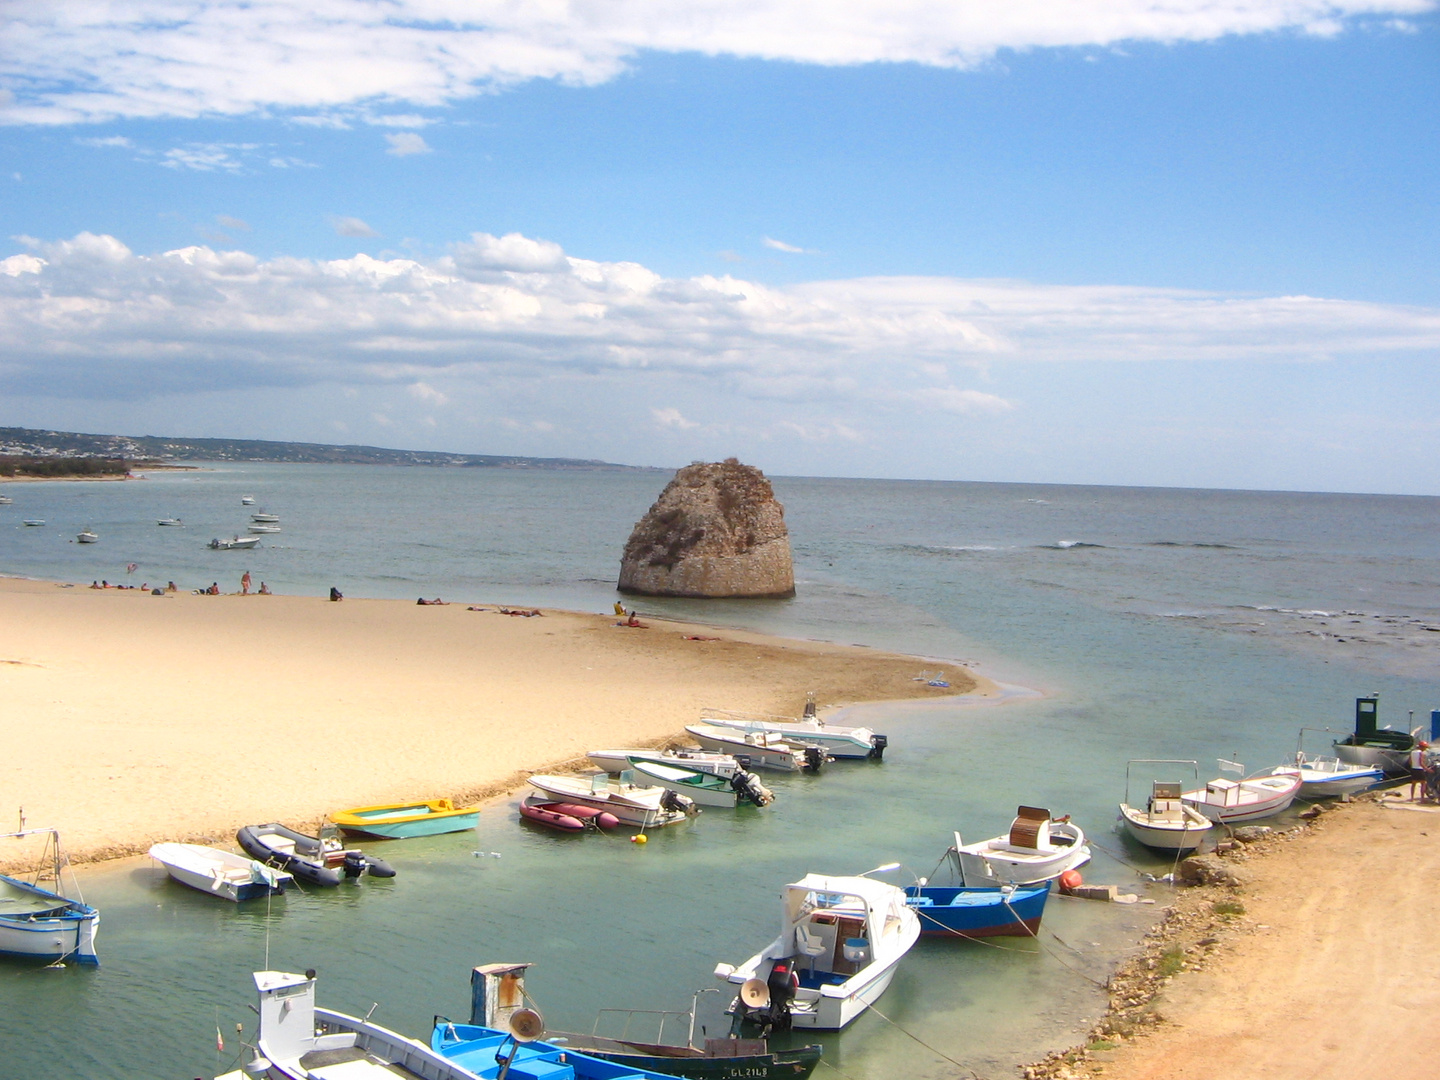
(2, 468, 1437, 1079)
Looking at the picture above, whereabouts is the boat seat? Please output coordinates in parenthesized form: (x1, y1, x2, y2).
(260, 836, 297, 855)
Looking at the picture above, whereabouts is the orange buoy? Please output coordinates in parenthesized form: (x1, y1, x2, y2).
(1058, 869, 1083, 893)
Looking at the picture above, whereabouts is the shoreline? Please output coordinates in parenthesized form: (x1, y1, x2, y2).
(0, 575, 992, 872)
(1025, 791, 1439, 1080)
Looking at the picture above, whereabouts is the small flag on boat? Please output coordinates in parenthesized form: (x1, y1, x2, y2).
(216, 1027, 224, 1052)
(1218, 758, 1244, 774)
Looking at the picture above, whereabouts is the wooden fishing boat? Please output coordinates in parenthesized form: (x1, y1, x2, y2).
(147, 842, 291, 902)
(903, 883, 1050, 938)
(330, 799, 479, 839)
(631, 760, 773, 808)
(527, 774, 694, 828)
(0, 826, 99, 966)
(715, 869, 920, 1031)
(950, 809, 1091, 885)
(1119, 761, 1213, 851)
(461, 963, 823, 1080)
(1182, 767, 1300, 823)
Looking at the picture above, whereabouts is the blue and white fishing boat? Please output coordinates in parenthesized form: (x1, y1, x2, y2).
(214, 967, 678, 1080)
(1270, 754, 1383, 798)
(0, 826, 99, 966)
(903, 883, 1050, 938)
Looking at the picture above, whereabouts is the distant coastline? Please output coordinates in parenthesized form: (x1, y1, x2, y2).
(0, 424, 656, 471)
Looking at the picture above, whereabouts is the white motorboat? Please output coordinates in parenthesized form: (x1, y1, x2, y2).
(0, 826, 99, 966)
(1119, 760, 1213, 851)
(216, 970, 481, 1080)
(147, 842, 292, 902)
(156, 518, 183, 526)
(587, 747, 744, 778)
(240, 495, 255, 505)
(715, 870, 920, 1031)
(250, 511, 280, 523)
(22, 518, 45, 526)
(1270, 754, 1384, 798)
(0, 494, 12, 504)
(1182, 765, 1301, 823)
(209, 535, 261, 550)
(248, 524, 282, 533)
(630, 760, 773, 808)
(526, 774, 694, 828)
(684, 722, 825, 772)
(701, 708, 887, 760)
(950, 807, 1091, 886)
(76, 528, 98, 543)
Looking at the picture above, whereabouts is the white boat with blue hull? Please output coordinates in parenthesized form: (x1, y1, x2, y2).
(715, 869, 919, 1031)
(0, 826, 99, 966)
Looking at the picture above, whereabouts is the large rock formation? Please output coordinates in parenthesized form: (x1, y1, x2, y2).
(618, 459, 795, 599)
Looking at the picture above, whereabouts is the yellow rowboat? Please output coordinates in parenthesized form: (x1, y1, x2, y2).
(329, 799, 479, 839)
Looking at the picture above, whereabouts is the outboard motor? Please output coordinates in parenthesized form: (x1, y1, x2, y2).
(342, 851, 368, 878)
(660, 789, 697, 815)
(733, 753, 753, 771)
(869, 734, 889, 760)
(802, 746, 826, 773)
(760, 959, 797, 1033)
(802, 694, 817, 720)
(730, 769, 774, 807)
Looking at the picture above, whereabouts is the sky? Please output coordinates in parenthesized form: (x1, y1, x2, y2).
(1, 2, 1437, 494)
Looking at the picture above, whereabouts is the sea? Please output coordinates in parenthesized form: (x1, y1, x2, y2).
(2, 466, 1438, 1080)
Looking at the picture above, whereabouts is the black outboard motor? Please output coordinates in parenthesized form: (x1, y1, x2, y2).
(760, 958, 797, 1033)
(730, 769, 774, 807)
(660, 789, 697, 815)
(802, 746, 826, 773)
(342, 851, 368, 878)
(869, 734, 888, 760)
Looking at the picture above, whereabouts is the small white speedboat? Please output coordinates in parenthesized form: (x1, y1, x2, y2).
(630, 760, 773, 808)
(247, 524, 282, 534)
(250, 511, 280, 523)
(1182, 766, 1301, 823)
(156, 518, 183, 527)
(587, 747, 745, 778)
(684, 723, 822, 772)
(209, 535, 261, 550)
(950, 807, 1091, 886)
(715, 870, 919, 1031)
(527, 774, 694, 828)
(240, 495, 255, 505)
(1119, 761, 1213, 851)
(701, 708, 886, 760)
(76, 529, 98, 543)
(1271, 754, 1383, 798)
(21, 519, 45, 526)
(147, 842, 292, 902)
(0, 494, 12, 504)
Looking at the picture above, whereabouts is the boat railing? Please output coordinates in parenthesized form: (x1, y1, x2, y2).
(591, 1007, 693, 1047)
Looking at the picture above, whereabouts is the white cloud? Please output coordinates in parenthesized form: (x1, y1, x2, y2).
(369, 114, 432, 129)
(161, 143, 255, 172)
(331, 216, 379, 238)
(0, 2, 1430, 125)
(763, 237, 810, 254)
(1, 231, 1436, 415)
(384, 132, 432, 157)
(216, 214, 251, 232)
(653, 407, 699, 429)
(76, 135, 132, 148)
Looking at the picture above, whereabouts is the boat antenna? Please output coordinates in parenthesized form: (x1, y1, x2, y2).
(858, 861, 901, 878)
(264, 883, 272, 971)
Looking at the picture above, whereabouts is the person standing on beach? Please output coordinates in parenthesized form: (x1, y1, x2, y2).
(1409, 741, 1429, 800)
(241, 570, 252, 595)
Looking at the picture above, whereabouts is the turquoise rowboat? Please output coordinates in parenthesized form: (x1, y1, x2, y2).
(330, 799, 479, 838)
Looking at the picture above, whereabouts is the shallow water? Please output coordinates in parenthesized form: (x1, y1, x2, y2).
(2, 468, 1437, 1078)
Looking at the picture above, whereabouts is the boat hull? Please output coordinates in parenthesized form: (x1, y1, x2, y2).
(684, 725, 809, 772)
(955, 821, 1091, 886)
(1271, 763, 1382, 798)
(904, 884, 1049, 938)
(1334, 741, 1411, 776)
(330, 801, 479, 838)
(0, 874, 99, 966)
(527, 775, 690, 828)
(631, 761, 739, 808)
(1182, 776, 1300, 823)
(149, 843, 290, 902)
(702, 715, 881, 759)
(1118, 805, 1211, 851)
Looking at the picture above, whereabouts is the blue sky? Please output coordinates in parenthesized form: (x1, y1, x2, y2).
(2, 3, 1437, 493)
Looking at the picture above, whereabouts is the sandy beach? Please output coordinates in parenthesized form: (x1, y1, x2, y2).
(1030, 795, 1440, 1080)
(0, 577, 982, 868)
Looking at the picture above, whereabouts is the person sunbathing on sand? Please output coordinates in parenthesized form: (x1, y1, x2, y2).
(417, 597, 447, 605)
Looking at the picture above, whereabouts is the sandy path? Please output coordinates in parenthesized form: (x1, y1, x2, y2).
(0, 578, 982, 867)
(1099, 800, 1440, 1080)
